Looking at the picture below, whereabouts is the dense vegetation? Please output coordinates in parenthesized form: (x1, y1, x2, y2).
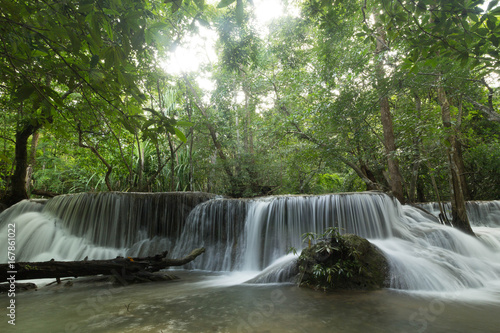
(1, 0, 499, 231)
(295, 228, 388, 290)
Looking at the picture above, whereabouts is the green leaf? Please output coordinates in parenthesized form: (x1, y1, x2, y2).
(142, 119, 157, 130)
(31, 49, 48, 57)
(217, 0, 236, 8)
(90, 54, 100, 68)
(121, 118, 136, 134)
(175, 120, 193, 127)
(490, 34, 500, 47)
(103, 47, 115, 69)
(102, 8, 120, 16)
(174, 127, 187, 142)
(488, 0, 499, 11)
(42, 86, 64, 107)
(236, 0, 244, 25)
(424, 58, 438, 67)
(169, 0, 183, 13)
(462, 18, 470, 31)
(67, 28, 82, 53)
(486, 18, 497, 31)
(194, 0, 205, 9)
(103, 19, 114, 40)
(15, 85, 36, 101)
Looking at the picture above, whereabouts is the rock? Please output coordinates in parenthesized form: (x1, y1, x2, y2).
(296, 233, 388, 290)
(0, 282, 38, 293)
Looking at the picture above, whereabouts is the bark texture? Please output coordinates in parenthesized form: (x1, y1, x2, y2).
(0, 248, 205, 281)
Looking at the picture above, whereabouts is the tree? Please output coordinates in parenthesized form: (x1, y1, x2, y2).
(0, 0, 198, 205)
(1, 0, 499, 212)
(372, 9, 405, 203)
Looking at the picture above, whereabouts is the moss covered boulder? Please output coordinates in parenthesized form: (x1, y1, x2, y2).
(296, 232, 388, 291)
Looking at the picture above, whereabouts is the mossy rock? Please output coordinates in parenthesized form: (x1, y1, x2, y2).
(296, 233, 388, 291)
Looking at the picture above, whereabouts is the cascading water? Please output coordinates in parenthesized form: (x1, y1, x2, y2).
(170, 193, 396, 272)
(418, 200, 500, 227)
(372, 204, 500, 295)
(0, 192, 215, 261)
(1, 191, 499, 300)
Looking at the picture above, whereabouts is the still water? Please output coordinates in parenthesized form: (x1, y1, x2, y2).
(3, 271, 500, 333)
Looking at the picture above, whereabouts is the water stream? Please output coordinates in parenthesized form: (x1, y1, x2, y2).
(1, 192, 500, 332)
(3, 271, 500, 333)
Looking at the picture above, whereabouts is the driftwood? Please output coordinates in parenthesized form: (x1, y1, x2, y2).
(30, 188, 59, 198)
(0, 248, 205, 281)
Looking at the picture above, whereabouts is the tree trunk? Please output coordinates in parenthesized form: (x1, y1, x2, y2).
(409, 94, 422, 203)
(455, 99, 470, 201)
(134, 132, 144, 190)
(437, 85, 474, 235)
(4, 123, 40, 206)
(25, 131, 40, 194)
(187, 98, 194, 191)
(0, 248, 205, 281)
(167, 133, 176, 191)
(360, 163, 380, 191)
(374, 24, 405, 203)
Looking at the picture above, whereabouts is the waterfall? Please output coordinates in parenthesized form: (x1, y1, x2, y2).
(169, 198, 248, 271)
(418, 201, 500, 227)
(170, 193, 397, 271)
(0, 192, 215, 261)
(369, 201, 500, 293)
(1, 191, 499, 298)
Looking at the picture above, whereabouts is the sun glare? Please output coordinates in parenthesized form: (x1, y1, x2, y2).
(160, 0, 299, 94)
(162, 0, 292, 75)
(253, 0, 284, 24)
(161, 24, 218, 76)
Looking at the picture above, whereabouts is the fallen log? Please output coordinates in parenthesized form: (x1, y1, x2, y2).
(0, 248, 205, 281)
(30, 188, 59, 198)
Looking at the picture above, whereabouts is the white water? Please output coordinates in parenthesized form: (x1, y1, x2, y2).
(170, 193, 396, 271)
(1, 192, 500, 302)
(373, 205, 500, 293)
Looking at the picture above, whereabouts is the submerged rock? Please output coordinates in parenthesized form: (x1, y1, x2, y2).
(296, 233, 388, 291)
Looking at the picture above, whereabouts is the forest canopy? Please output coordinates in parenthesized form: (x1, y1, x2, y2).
(1, 0, 499, 214)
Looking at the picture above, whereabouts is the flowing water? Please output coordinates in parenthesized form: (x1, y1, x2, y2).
(3, 270, 500, 333)
(1, 192, 500, 332)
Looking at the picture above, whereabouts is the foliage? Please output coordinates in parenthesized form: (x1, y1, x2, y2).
(466, 139, 500, 199)
(301, 228, 362, 286)
(1, 0, 500, 205)
(294, 228, 387, 291)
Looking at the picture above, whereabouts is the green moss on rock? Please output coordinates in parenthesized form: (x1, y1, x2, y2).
(296, 233, 388, 291)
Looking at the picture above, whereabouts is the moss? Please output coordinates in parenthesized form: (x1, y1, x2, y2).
(296, 233, 388, 291)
